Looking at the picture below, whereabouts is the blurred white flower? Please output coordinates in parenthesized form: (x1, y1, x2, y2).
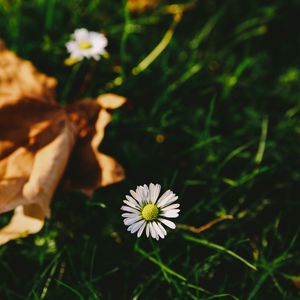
(121, 183, 180, 240)
(66, 28, 108, 61)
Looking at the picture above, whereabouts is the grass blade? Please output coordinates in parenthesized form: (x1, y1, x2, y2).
(183, 234, 257, 271)
(135, 246, 186, 281)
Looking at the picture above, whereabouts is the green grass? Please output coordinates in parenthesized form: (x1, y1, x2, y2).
(1, 0, 300, 299)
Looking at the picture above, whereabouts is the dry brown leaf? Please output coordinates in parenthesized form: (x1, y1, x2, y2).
(23, 120, 77, 217)
(0, 49, 57, 104)
(0, 205, 44, 245)
(0, 42, 126, 245)
(97, 93, 127, 109)
(63, 97, 125, 195)
(128, 0, 161, 13)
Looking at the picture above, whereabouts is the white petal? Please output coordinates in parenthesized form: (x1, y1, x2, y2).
(136, 185, 148, 203)
(162, 209, 180, 214)
(157, 190, 171, 202)
(157, 222, 167, 236)
(146, 223, 150, 237)
(149, 222, 157, 239)
(130, 190, 142, 203)
(66, 41, 78, 53)
(126, 195, 140, 207)
(90, 32, 108, 47)
(136, 185, 142, 193)
(137, 221, 147, 237)
(149, 183, 155, 201)
(70, 51, 84, 60)
(123, 200, 139, 209)
(121, 213, 137, 218)
(160, 195, 178, 208)
(161, 203, 180, 211)
(120, 206, 139, 214)
(124, 216, 141, 226)
(150, 183, 161, 204)
(128, 220, 144, 233)
(93, 55, 100, 60)
(157, 190, 174, 207)
(135, 187, 145, 203)
(152, 222, 165, 239)
(142, 184, 149, 200)
(136, 185, 142, 198)
(154, 184, 161, 203)
(159, 218, 176, 229)
(74, 28, 89, 41)
(161, 210, 179, 218)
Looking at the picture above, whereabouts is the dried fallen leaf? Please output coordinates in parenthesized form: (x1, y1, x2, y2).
(0, 205, 44, 245)
(0, 42, 125, 245)
(128, 0, 161, 13)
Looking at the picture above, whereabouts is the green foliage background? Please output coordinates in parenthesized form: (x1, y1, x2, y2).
(1, 0, 300, 299)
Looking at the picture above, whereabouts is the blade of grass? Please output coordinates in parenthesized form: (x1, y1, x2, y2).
(120, 0, 130, 80)
(204, 95, 217, 138)
(218, 141, 254, 171)
(207, 294, 240, 300)
(45, 0, 56, 32)
(255, 116, 268, 164)
(149, 238, 171, 282)
(189, 8, 224, 49)
(132, 12, 182, 76)
(135, 245, 187, 281)
(180, 281, 209, 294)
(105, 11, 183, 90)
(150, 62, 203, 115)
(55, 280, 85, 300)
(183, 234, 257, 271)
(246, 270, 270, 300)
(174, 135, 220, 157)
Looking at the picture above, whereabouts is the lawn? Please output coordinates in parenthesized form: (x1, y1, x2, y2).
(0, 0, 300, 299)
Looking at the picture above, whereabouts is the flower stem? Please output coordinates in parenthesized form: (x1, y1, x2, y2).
(77, 60, 98, 100)
(60, 61, 81, 103)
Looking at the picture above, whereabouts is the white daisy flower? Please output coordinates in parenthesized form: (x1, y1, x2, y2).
(66, 28, 108, 61)
(121, 183, 180, 240)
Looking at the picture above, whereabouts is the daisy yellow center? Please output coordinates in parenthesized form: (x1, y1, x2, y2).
(141, 204, 158, 221)
(79, 40, 92, 49)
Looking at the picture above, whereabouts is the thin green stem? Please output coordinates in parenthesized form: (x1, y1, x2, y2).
(183, 234, 257, 271)
(60, 62, 82, 103)
(135, 245, 186, 281)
